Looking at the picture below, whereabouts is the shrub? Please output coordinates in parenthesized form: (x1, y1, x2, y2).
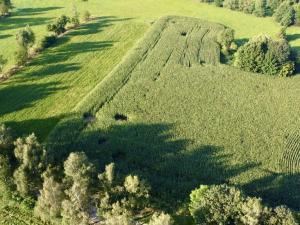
(15, 47, 28, 66)
(71, 4, 80, 27)
(274, 1, 295, 26)
(0, 55, 7, 73)
(40, 35, 57, 49)
(0, 0, 12, 16)
(217, 28, 235, 50)
(16, 25, 35, 48)
(82, 10, 91, 22)
(239, 0, 255, 14)
(234, 35, 294, 76)
(47, 15, 70, 35)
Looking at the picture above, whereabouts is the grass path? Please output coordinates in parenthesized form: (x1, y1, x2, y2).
(0, 0, 299, 139)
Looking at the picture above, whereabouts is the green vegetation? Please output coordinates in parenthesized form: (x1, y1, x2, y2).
(274, 1, 295, 27)
(45, 17, 300, 213)
(1, 0, 300, 224)
(234, 35, 294, 76)
(189, 184, 298, 224)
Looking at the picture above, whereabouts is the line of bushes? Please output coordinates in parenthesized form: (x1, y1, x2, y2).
(0, 123, 299, 225)
(198, 0, 300, 27)
(0, 5, 91, 79)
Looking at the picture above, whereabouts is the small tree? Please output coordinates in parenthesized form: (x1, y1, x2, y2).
(0, 0, 12, 16)
(34, 175, 65, 224)
(295, 4, 300, 26)
(16, 25, 35, 48)
(274, 1, 295, 26)
(71, 4, 80, 26)
(0, 55, 7, 73)
(15, 25, 35, 65)
(47, 15, 70, 35)
(13, 134, 46, 197)
(254, 0, 267, 17)
(148, 212, 174, 225)
(61, 152, 95, 225)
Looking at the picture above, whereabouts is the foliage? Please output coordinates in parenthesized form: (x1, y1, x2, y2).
(82, 10, 91, 22)
(0, 0, 12, 16)
(189, 184, 298, 225)
(254, 0, 267, 17)
(47, 15, 70, 35)
(61, 152, 94, 225)
(274, 1, 295, 26)
(71, 4, 80, 27)
(13, 134, 46, 197)
(148, 212, 174, 225)
(16, 25, 35, 48)
(0, 55, 7, 73)
(34, 175, 65, 224)
(234, 35, 294, 75)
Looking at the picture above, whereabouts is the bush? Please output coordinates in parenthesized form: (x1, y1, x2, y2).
(47, 15, 70, 35)
(217, 28, 235, 49)
(16, 25, 35, 48)
(274, 1, 295, 26)
(15, 47, 28, 66)
(239, 0, 255, 14)
(0, 0, 12, 16)
(234, 35, 294, 76)
(0, 55, 7, 73)
(82, 10, 91, 22)
(40, 35, 57, 49)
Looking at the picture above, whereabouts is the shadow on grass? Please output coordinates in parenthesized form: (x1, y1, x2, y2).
(0, 6, 63, 32)
(0, 82, 65, 116)
(46, 118, 257, 209)
(243, 170, 300, 210)
(4, 115, 63, 142)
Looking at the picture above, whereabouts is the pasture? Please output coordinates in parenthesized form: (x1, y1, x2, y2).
(1, 0, 300, 140)
(47, 16, 300, 211)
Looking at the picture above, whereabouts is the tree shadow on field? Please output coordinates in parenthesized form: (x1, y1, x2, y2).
(287, 33, 300, 42)
(50, 121, 258, 208)
(0, 82, 65, 116)
(236, 38, 249, 47)
(0, 6, 63, 31)
(4, 115, 63, 142)
(19, 16, 131, 81)
(243, 170, 300, 210)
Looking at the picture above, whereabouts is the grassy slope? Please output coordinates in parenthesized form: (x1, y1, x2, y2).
(1, 0, 300, 140)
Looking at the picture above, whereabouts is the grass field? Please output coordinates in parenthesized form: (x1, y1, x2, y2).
(1, 0, 300, 140)
(1, 0, 300, 222)
(46, 16, 300, 211)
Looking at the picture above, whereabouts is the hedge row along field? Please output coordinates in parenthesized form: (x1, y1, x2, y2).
(47, 16, 300, 211)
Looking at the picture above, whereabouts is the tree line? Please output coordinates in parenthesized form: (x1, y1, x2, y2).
(0, 123, 299, 225)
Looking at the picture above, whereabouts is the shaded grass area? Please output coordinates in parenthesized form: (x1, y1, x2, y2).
(47, 17, 300, 211)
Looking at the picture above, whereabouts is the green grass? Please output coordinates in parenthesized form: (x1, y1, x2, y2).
(1, 0, 300, 140)
(46, 17, 300, 211)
